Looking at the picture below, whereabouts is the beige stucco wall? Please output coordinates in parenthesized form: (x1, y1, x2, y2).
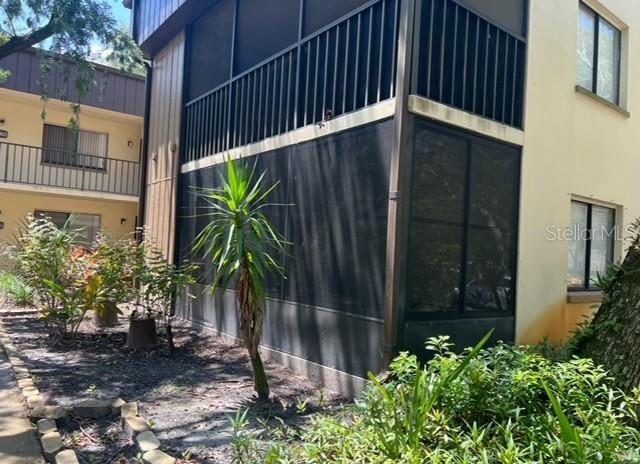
(516, 0, 640, 343)
(0, 189, 137, 267)
(0, 88, 142, 162)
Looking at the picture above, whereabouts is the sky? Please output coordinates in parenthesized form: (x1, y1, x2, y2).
(111, 0, 133, 29)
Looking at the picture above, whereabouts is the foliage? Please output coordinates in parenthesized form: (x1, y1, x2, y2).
(1, 0, 144, 123)
(0, 271, 34, 306)
(15, 216, 140, 338)
(131, 241, 197, 349)
(235, 338, 640, 463)
(192, 159, 288, 399)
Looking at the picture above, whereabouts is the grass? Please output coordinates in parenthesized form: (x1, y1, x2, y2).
(0, 271, 34, 306)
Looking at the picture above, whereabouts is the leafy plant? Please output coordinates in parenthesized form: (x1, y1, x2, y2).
(237, 338, 640, 463)
(0, 271, 34, 306)
(192, 159, 288, 400)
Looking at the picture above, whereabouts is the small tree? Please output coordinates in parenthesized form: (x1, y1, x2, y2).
(193, 159, 288, 400)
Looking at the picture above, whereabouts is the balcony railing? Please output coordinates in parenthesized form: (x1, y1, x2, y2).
(184, 0, 400, 163)
(0, 142, 140, 197)
(411, 0, 526, 128)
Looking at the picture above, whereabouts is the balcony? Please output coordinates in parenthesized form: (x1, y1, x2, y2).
(183, 0, 400, 163)
(0, 142, 140, 197)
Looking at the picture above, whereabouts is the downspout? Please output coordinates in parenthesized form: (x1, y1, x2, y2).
(381, 0, 416, 371)
(137, 60, 153, 242)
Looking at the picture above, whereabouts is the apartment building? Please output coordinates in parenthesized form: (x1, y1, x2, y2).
(129, 0, 636, 394)
(0, 49, 145, 256)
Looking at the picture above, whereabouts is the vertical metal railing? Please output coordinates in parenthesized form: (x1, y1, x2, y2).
(183, 0, 399, 163)
(411, 0, 525, 128)
(0, 142, 140, 196)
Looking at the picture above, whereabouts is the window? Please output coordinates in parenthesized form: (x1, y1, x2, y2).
(234, 0, 300, 74)
(188, 0, 234, 101)
(567, 200, 615, 290)
(406, 120, 520, 316)
(35, 210, 101, 247)
(42, 124, 108, 170)
(577, 3, 621, 105)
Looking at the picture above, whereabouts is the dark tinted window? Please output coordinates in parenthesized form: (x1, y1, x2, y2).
(407, 120, 520, 316)
(458, 0, 525, 36)
(234, 0, 300, 74)
(188, 0, 234, 101)
(179, 121, 393, 318)
(303, 0, 371, 36)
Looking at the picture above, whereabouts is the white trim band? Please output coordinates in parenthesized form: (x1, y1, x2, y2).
(181, 99, 396, 173)
(408, 95, 525, 146)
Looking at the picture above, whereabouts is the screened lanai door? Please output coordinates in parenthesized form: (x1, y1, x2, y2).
(401, 118, 521, 354)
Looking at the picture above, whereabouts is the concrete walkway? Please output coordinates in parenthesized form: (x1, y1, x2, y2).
(0, 352, 44, 463)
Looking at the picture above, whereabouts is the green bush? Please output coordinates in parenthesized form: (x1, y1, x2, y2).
(235, 337, 640, 463)
(0, 271, 34, 306)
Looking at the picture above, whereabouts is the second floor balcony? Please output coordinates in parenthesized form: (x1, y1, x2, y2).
(0, 142, 141, 197)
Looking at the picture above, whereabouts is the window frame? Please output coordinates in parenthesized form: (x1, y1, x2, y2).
(404, 118, 522, 321)
(34, 210, 102, 248)
(577, 2, 622, 106)
(567, 199, 616, 291)
(41, 123, 110, 171)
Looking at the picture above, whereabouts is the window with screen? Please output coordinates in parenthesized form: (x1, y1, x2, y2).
(188, 0, 234, 101)
(234, 0, 300, 74)
(567, 200, 615, 290)
(34, 210, 101, 247)
(577, 3, 622, 105)
(302, 0, 371, 36)
(406, 120, 520, 316)
(42, 124, 108, 170)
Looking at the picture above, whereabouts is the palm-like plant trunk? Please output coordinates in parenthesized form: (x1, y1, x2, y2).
(237, 264, 270, 399)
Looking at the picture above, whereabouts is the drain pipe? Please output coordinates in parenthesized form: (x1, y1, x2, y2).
(136, 61, 153, 242)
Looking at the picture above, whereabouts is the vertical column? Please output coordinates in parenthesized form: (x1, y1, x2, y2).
(382, 0, 418, 369)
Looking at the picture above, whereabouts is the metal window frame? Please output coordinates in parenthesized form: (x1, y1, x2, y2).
(568, 199, 616, 291)
(578, 1, 622, 106)
(403, 116, 522, 322)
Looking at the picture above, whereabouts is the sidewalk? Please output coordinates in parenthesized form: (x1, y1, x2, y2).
(0, 351, 44, 463)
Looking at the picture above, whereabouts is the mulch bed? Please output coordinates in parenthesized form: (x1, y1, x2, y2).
(0, 300, 345, 463)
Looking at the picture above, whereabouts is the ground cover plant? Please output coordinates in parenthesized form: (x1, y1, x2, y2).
(0, 271, 34, 306)
(234, 335, 640, 463)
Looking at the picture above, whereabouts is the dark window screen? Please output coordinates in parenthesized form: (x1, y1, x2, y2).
(457, 0, 525, 36)
(285, 121, 392, 318)
(188, 0, 234, 101)
(234, 0, 300, 74)
(407, 119, 520, 317)
(303, 0, 371, 36)
(179, 121, 392, 319)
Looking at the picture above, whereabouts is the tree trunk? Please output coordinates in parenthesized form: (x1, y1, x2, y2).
(574, 234, 640, 392)
(236, 265, 270, 400)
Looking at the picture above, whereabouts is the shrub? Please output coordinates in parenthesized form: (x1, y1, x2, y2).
(236, 338, 640, 463)
(0, 271, 34, 306)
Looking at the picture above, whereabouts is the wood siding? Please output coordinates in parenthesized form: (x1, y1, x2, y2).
(136, 0, 188, 45)
(145, 33, 185, 261)
(0, 49, 145, 116)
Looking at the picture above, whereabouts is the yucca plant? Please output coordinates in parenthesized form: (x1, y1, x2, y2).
(192, 159, 288, 399)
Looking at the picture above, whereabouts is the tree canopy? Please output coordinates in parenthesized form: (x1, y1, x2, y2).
(1, 0, 144, 123)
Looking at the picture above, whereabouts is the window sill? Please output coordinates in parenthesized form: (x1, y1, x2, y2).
(566, 290, 603, 304)
(575, 85, 630, 118)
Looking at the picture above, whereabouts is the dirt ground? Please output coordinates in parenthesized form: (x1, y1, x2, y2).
(0, 301, 344, 463)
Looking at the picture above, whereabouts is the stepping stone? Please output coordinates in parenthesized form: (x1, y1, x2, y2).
(37, 418, 57, 434)
(121, 401, 138, 417)
(73, 399, 112, 418)
(41, 431, 63, 461)
(136, 431, 160, 452)
(122, 416, 149, 437)
(27, 395, 45, 409)
(17, 378, 35, 389)
(142, 449, 176, 464)
(32, 405, 67, 420)
(55, 450, 79, 464)
(111, 397, 126, 415)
